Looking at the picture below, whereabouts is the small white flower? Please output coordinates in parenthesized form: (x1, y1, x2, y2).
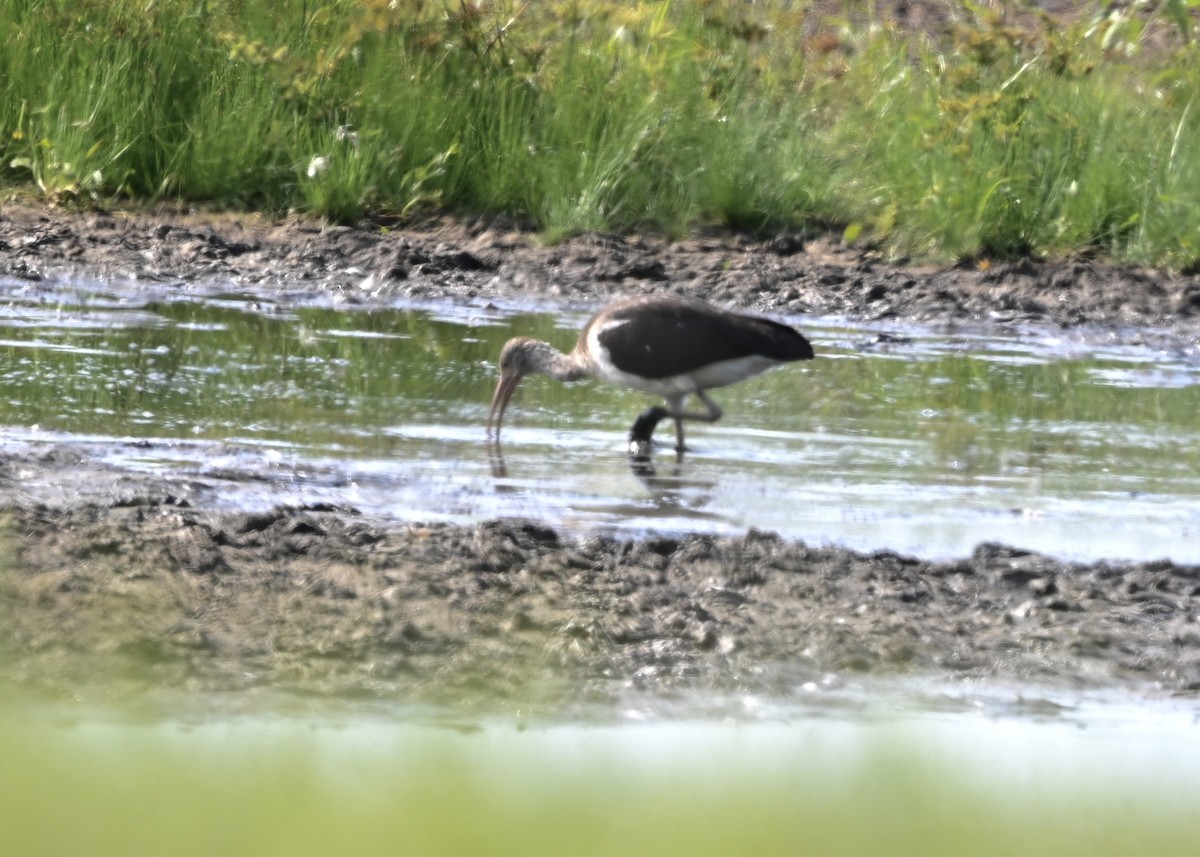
(336, 125, 360, 150)
(306, 155, 330, 178)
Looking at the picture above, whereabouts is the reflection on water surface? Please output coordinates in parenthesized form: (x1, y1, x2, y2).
(1, 278, 1198, 561)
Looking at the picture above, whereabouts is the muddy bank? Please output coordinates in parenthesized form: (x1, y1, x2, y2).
(2, 499, 1199, 709)
(4, 202, 1200, 335)
(2, 202, 1200, 709)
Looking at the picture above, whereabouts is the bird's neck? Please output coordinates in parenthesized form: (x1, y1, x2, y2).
(550, 349, 590, 383)
(534, 341, 589, 383)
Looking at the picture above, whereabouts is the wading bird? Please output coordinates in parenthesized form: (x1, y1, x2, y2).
(486, 295, 814, 450)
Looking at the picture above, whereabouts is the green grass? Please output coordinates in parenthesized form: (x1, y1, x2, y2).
(1, 713, 1197, 857)
(4, 0, 1200, 264)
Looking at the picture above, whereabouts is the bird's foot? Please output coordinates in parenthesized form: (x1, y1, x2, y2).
(628, 438, 653, 457)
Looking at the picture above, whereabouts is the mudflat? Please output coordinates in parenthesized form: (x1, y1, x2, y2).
(2, 202, 1198, 709)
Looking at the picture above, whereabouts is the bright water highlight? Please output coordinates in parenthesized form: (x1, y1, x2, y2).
(2, 279, 1198, 561)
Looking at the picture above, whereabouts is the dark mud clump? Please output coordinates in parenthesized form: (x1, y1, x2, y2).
(3, 502, 1198, 711)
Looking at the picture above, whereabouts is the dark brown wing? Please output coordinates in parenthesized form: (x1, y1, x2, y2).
(592, 296, 813, 380)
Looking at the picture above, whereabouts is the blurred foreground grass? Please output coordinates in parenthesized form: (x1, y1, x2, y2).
(1, 710, 1196, 857)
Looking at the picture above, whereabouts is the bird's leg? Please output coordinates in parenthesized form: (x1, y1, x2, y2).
(665, 391, 723, 451)
(628, 405, 671, 457)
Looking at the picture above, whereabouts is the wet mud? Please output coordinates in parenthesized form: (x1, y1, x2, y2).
(4, 202, 1200, 333)
(2, 202, 1199, 707)
(3, 502, 1198, 709)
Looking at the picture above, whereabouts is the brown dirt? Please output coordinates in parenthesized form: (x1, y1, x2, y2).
(5, 202, 1200, 332)
(2, 201, 1199, 712)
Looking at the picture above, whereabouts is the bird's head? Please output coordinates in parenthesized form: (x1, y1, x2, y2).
(487, 337, 551, 439)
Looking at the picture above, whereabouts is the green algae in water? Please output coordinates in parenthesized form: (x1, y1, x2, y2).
(1, 292, 1198, 560)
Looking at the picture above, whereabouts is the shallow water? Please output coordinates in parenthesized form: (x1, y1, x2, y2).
(2, 277, 1199, 562)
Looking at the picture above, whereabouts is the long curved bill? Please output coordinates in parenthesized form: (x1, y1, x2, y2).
(486, 370, 521, 439)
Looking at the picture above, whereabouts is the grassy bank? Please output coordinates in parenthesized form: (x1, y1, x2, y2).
(3, 1, 1200, 265)
(1, 714, 1196, 857)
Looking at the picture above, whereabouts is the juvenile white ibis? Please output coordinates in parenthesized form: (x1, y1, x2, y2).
(486, 295, 814, 450)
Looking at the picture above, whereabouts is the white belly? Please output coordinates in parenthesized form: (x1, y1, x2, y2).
(590, 344, 779, 396)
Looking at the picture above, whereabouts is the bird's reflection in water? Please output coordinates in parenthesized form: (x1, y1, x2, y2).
(611, 404, 727, 524)
(626, 409, 715, 501)
(621, 440, 725, 525)
(486, 437, 512, 481)
(485, 417, 728, 528)
(627, 448, 675, 482)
